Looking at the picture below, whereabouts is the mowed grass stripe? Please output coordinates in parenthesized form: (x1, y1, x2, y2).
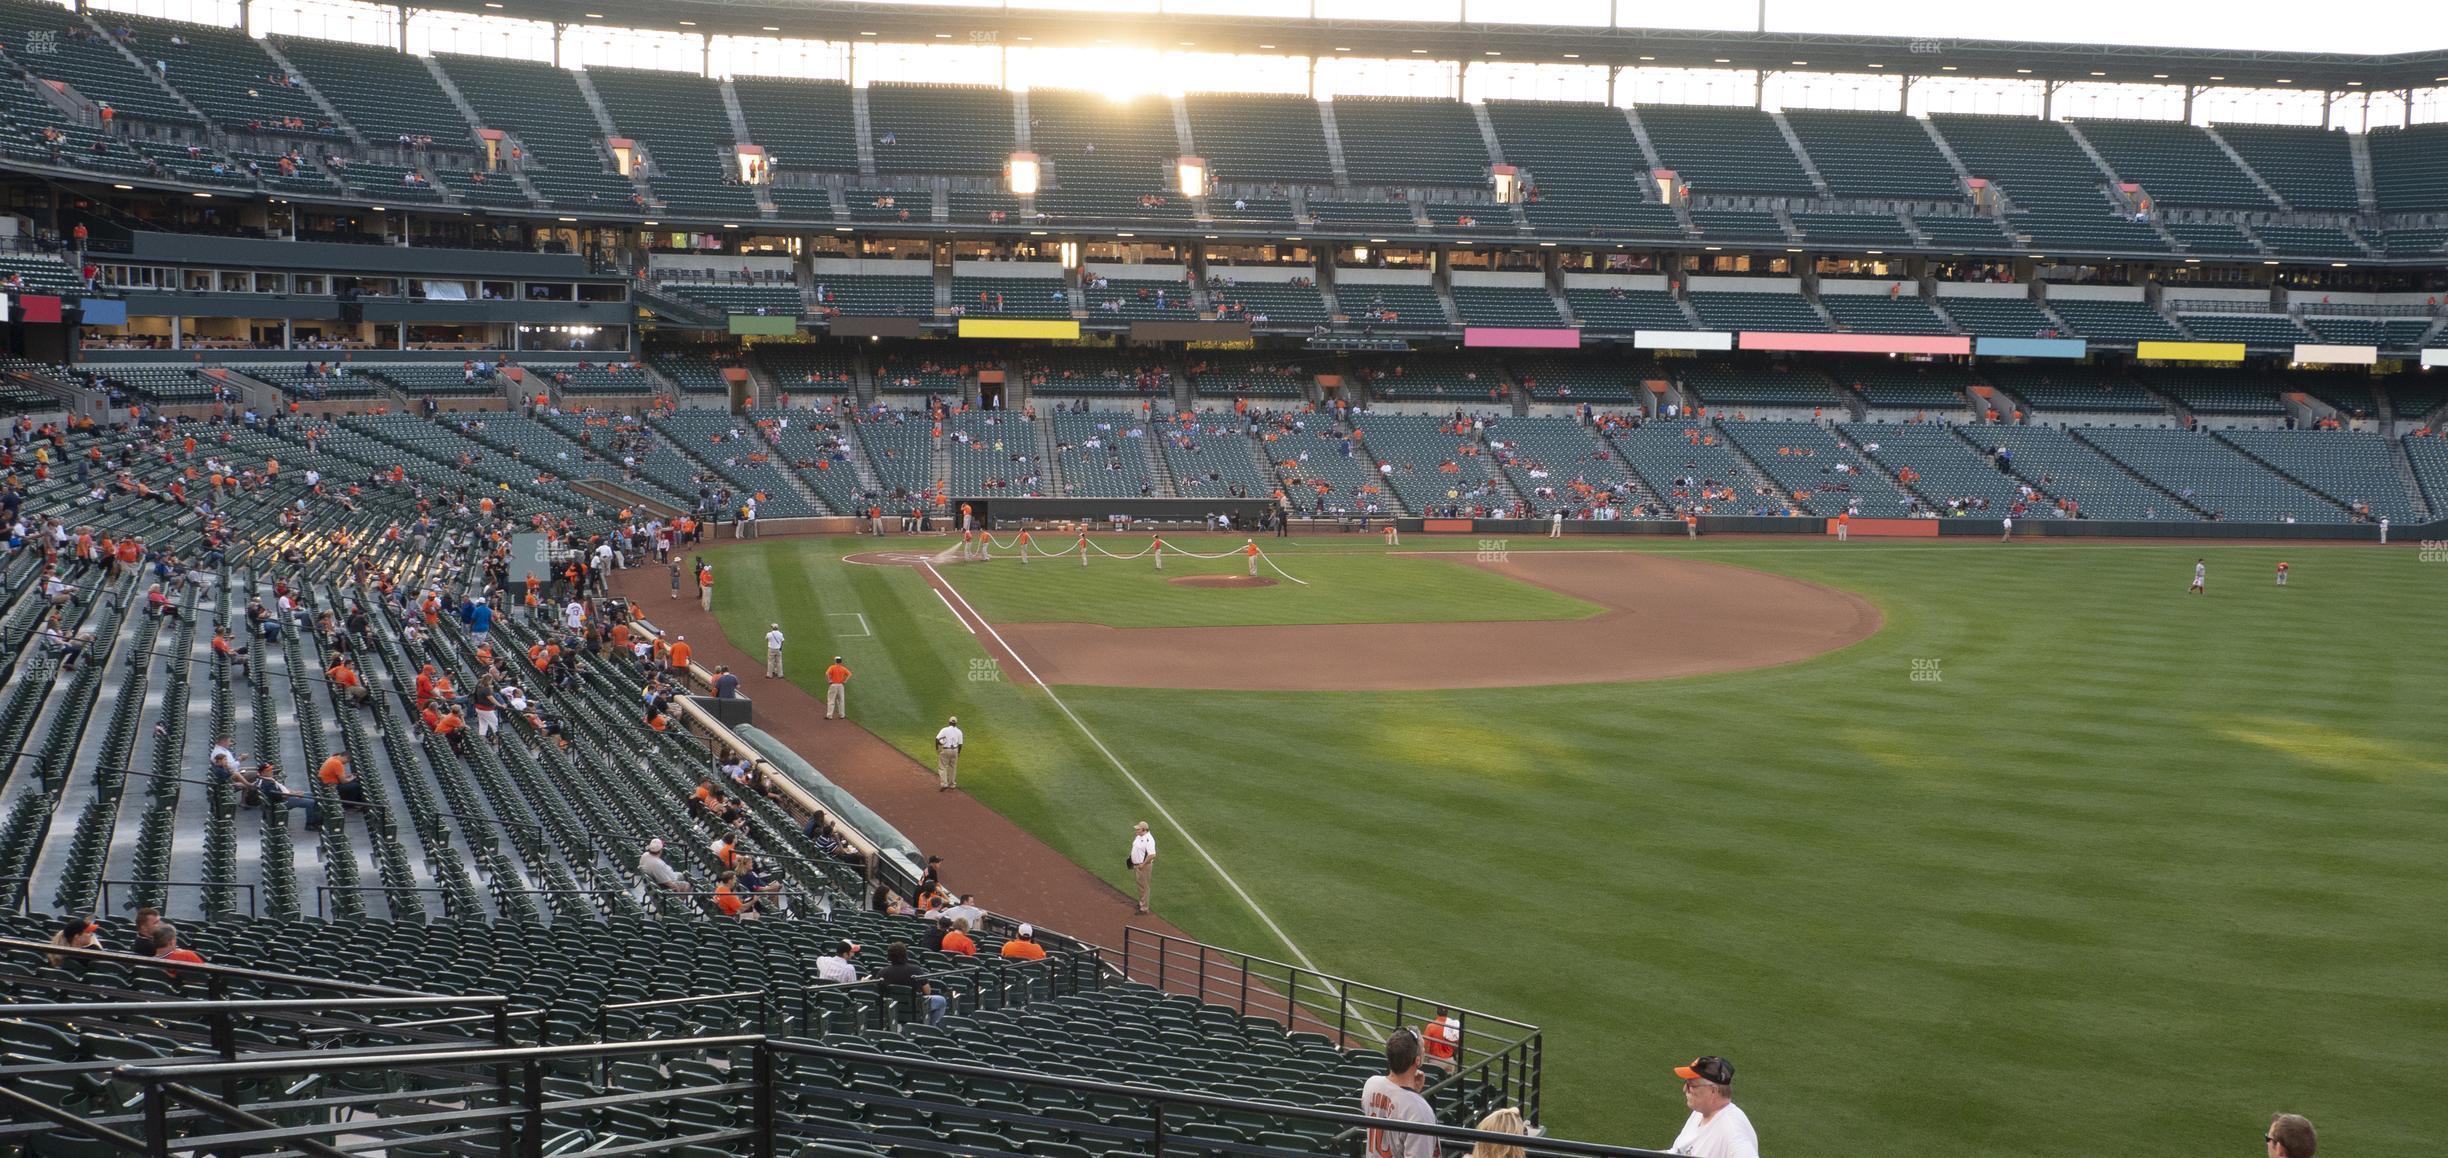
(700, 537, 2445, 1158)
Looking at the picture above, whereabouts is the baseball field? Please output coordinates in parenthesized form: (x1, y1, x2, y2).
(700, 533, 2446, 1158)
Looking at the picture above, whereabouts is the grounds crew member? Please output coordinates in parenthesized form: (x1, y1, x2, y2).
(824, 656, 852, 718)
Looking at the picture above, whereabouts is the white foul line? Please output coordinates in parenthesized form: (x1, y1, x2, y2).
(923, 563, 1323, 974)
(929, 586, 974, 633)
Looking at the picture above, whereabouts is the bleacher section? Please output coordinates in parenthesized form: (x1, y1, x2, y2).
(2161, 220, 2261, 255)
(1910, 214, 2018, 249)
(2078, 426, 2345, 522)
(1680, 364, 1841, 411)
(1184, 353, 1315, 401)
(954, 275, 1072, 321)
(1485, 415, 1652, 516)
(1686, 291, 1826, 333)
(1982, 364, 2166, 415)
(1831, 362, 1975, 413)
(1159, 413, 1275, 499)
(1336, 281, 1448, 332)
(1346, 413, 1506, 515)
(1930, 114, 2164, 252)
(2213, 123, 2360, 211)
(1791, 212, 1916, 247)
(1781, 110, 1963, 199)
(0, 0, 194, 124)
(731, 77, 859, 176)
(1049, 411, 1155, 498)
(864, 83, 1011, 177)
(1687, 209, 1787, 243)
(1936, 294, 2061, 338)
(1972, 424, 2188, 519)
(2252, 224, 2368, 259)
(2217, 430, 2419, 521)
(1451, 284, 1565, 327)
(436, 55, 639, 208)
(2137, 367, 2286, 416)
(2047, 298, 2182, 342)
(2075, 119, 2273, 209)
(1030, 89, 1190, 225)
(1307, 198, 1418, 231)
(273, 36, 462, 147)
(1635, 104, 1815, 196)
(1353, 355, 1509, 404)
(2367, 123, 2448, 213)
(1508, 355, 1654, 407)
(1206, 277, 1329, 329)
(1332, 97, 1487, 187)
(1185, 93, 1332, 184)
(1604, 419, 1786, 515)
(1718, 420, 1918, 516)
(1487, 101, 1685, 239)
(587, 68, 761, 218)
(1821, 292, 1952, 335)
(2168, 312, 2306, 348)
(811, 273, 934, 319)
(1841, 422, 2036, 513)
(1565, 287, 1690, 334)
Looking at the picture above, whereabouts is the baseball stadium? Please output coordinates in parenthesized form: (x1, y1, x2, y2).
(0, 0, 2441, 1154)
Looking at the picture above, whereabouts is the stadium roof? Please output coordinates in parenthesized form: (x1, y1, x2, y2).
(456, 0, 2448, 91)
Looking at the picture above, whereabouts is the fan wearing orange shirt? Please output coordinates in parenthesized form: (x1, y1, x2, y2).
(668, 636, 693, 675)
(317, 752, 365, 810)
(998, 924, 1047, 960)
(939, 921, 977, 957)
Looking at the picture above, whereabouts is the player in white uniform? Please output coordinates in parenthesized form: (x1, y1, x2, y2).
(1359, 1030, 1438, 1158)
(1665, 1056, 1759, 1158)
(2191, 558, 2207, 595)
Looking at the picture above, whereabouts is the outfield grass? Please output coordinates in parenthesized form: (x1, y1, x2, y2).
(706, 536, 2447, 1158)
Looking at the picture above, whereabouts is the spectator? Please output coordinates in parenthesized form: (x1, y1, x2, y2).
(939, 918, 976, 956)
(1468, 1107, 1534, 1158)
(712, 665, 740, 699)
(316, 751, 365, 812)
(766, 624, 786, 679)
(1663, 1056, 1756, 1158)
(876, 941, 948, 1026)
(1422, 1006, 1461, 1069)
(152, 923, 205, 983)
(46, 915, 100, 967)
(261, 762, 321, 830)
(2268, 1114, 2316, 1158)
(816, 940, 861, 983)
(1360, 1028, 1437, 1158)
(637, 838, 690, 894)
(711, 871, 758, 919)
(999, 923, 1046, 960)
(130, 907, 163, 956)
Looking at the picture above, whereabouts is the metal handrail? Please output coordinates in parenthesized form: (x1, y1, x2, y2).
(0, 936, 436, 997)
(772, 1039, 1660, 1158)
(114, 1033, 764, 1081)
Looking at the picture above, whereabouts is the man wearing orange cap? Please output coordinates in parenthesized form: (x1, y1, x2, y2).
(1663, 1055, 1756, 1158)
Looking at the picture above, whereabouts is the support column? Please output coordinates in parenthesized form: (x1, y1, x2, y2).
(1898, 75, 1911, 114)
(2321, 91, 2333, 130)
(1753, 70, 1765, 110)
(552, 22, 562, 69)
(2182, 85, 2196, 124)
(702, 36, 711, 79)
(395, 3, 406, 52)
(2042, 80, 2060, 120)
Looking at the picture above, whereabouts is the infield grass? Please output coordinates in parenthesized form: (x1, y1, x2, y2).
(707, 535, 2448, 1158)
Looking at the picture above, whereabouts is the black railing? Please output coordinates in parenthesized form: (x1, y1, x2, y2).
(1120, 926, 1544, 1124)
(93, 1034, 1659, 1158)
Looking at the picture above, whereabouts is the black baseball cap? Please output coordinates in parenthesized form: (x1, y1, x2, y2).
(1673, 1056, 1733, 1086)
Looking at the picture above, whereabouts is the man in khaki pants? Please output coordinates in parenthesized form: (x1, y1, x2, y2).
(1128, 821, 1157, 914)
(823, 655, 851, 718)
(933, 716, 963, 791)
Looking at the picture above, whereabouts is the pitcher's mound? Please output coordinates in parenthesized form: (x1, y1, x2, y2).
(1168, 575, 1277, 589)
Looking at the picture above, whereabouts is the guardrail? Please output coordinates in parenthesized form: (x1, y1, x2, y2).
(1120, 926, 1544, 1124)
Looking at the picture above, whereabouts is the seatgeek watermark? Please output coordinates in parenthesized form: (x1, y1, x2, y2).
(1477, 539, 1509, 563)
(968, 658, 1001, 682)
(1910, 658, 1943, 684)
(2420, 540, 2447, 563)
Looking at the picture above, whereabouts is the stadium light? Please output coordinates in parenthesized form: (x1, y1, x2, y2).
(1177, 157, 1208, 200)
(1007, 152, 1041, 197)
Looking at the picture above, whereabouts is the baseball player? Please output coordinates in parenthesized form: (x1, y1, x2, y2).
(2275, 560, 2289, 587)
(1243, 539, 1258, 577)
(2190, 558, 2207, 595)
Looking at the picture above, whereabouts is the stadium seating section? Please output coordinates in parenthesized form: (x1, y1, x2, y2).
(1781, 109, 1963, 200)
(2212, 123, 2360, 211)
(1930, 114, 2164, 252)
(731, 77, 860, 176)
(1333, 96, 1488, 187)
(588, 68, 761, 218)
(1487, 101, 1684, 240)
(1635, 104, 1815, 196)
(2367, 123, 2448, 213)
(1186, 93, 1332, 184)
(2075, 119, 2273, 209)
